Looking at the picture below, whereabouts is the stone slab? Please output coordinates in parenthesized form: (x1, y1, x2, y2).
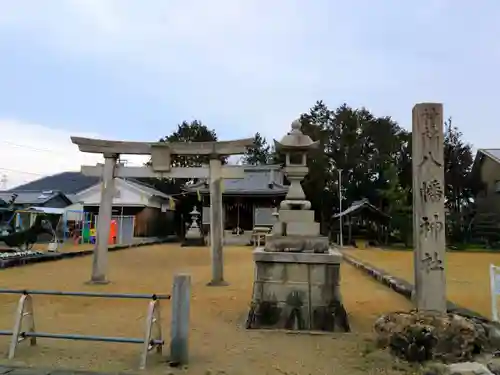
(72, 136, 254, 155)
(278, 209, 315, 223)
(264, 235, 329, 252)
(286, 222, 319, 236)
(253, 247, 342, 264)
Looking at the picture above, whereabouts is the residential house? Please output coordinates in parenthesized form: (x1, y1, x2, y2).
(468, 149, 500, 245)
(0, 191, 73, 210)
(0, 190, 73, 230)
(471, 149, 500, 213)
(73, 177, 175, 237)
(5, 172, 175, 237)
(183, 164, 288, 232)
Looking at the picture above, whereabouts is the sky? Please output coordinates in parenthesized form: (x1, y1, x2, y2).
(0, 0, 499, 189)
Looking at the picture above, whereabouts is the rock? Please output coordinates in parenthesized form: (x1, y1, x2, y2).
(484, 323, 500, 350)
(487, 358, 500, 375)
(448, 362, 493, 375)
(374, 310, 487, 363)
(423, 362, 450, 375)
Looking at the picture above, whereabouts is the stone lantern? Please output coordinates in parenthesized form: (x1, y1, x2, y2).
(269, 119, 322, 240)
(246, 119, 349, 332)
(275, 119, 318, 211)
(182, 206, 205, 247)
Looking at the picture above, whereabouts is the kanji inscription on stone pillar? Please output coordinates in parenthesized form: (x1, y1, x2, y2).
(412, 103, 447, 312)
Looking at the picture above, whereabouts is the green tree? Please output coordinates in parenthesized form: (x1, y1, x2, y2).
(299, 101, 336, 233)
(377, 164, 412, 246)
(241, 132, 271, 165)
(443, 117, 474, 214)
(159, 120, 223, 167)
(287, 101, 410, 234)
(141, 119, 222, 197)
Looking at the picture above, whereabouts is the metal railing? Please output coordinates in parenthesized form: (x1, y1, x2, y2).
(0, 289, 170, 370)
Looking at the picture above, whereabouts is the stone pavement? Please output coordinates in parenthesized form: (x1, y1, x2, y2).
(0, 366, 133, 375)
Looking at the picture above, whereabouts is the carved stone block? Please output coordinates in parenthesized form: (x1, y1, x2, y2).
(247, 248, 349, 332)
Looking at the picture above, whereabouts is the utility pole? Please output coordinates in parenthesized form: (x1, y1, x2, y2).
(338, 169, 343, 248)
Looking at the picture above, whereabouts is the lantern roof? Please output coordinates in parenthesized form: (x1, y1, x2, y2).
(274, 119, 319, 152)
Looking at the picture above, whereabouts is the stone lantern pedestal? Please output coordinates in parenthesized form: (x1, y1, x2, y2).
(246, 119, 350, 332)
(182, 206, 205, 247)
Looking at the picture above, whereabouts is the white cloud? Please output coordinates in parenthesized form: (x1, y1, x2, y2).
(0, 0, 338, 139)
(0, 0, 498, 160)
(0, 120, 149, 190)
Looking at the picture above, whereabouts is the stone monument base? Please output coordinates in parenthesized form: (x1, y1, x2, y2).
(246, 248, 350, 332)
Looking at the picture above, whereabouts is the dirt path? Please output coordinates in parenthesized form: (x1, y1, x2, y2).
(0, 245, 412, 375)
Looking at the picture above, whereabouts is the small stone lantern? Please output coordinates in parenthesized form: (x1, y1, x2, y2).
(182, 206, 205, 247)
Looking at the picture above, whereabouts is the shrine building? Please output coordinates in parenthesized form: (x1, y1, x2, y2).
(183, 164, 288, 233)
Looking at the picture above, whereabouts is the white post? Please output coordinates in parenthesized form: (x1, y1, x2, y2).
(491, 264, 499, 322)
(91, 154, 117, 284)
(170, 274, 191, 366)
(338, 169, 343, 248)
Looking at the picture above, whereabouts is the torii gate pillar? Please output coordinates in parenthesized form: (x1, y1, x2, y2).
(207, 157, 225, 286)
(90, 154, 117, 284)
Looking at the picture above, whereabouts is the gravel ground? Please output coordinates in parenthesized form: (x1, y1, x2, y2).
(344, 248, 500, 319)
(0, 245, 413, 375)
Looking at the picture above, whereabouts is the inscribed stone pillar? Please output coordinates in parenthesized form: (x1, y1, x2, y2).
(207, 157, 226, 286)
(91, 154, 117, 284)
(412, 103, 446, 312)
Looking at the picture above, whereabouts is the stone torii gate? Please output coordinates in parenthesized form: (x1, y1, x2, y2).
(71, 136, 253, 286)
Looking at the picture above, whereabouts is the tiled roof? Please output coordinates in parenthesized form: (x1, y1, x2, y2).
(124, 179, 173, 200)
(479, 149, 500, 164)
(184, 165, 288, 196)
(5, 171, 173, 204)
(0, 191, 66, 205)
(9, 172, 99, 195)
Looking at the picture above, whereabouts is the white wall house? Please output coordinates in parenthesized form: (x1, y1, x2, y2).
(62, 178, 175, 239)
(72, 178, 172, 209)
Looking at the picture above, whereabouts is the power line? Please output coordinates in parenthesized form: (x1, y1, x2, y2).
(0, 167, 46, 177)
(0, 140, 68, 155)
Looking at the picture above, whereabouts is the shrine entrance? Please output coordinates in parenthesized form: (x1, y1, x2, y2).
(224, 198, 253, 231)
(71, 136, 253, 286)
